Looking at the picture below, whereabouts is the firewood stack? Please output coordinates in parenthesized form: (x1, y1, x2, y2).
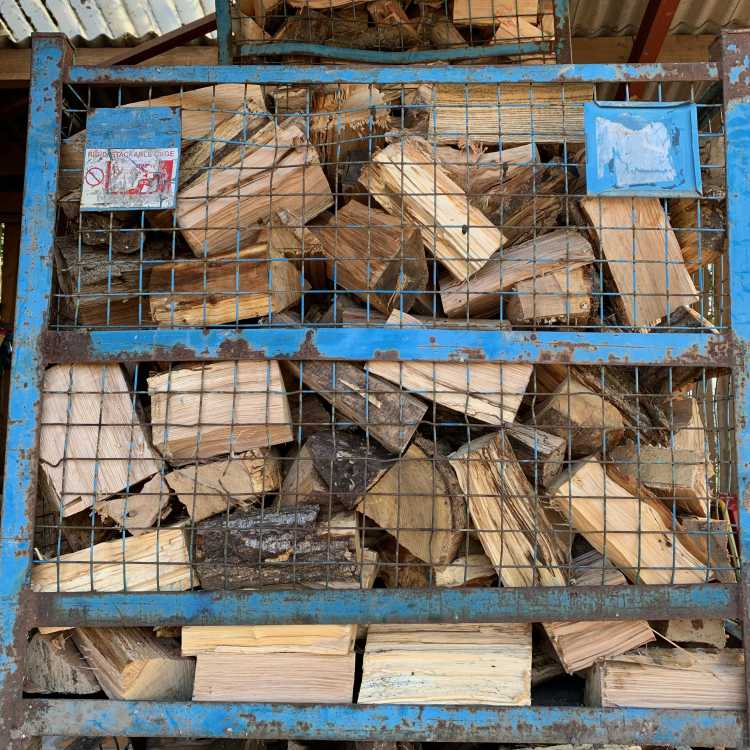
(38, 34, 736, 712)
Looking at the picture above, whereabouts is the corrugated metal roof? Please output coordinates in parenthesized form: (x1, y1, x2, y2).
(0, 0, 215, 45)
(571, 0, 750, 37)
(1, 0, 749, 45)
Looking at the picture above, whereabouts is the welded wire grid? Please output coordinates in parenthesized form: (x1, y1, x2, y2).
(53, 78, 726, 333)
(31, 360, 738, 592)
(230, 0, 558, 56)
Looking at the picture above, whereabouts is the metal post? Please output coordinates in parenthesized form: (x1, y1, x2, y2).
(721, 25, 750, 749)
(553, 0, 572, 63)
(0, 33, 69, 748)
(216, 0, 233, 65)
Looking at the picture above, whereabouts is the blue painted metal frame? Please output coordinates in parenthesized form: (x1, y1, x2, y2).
(1, 33, 746, 746)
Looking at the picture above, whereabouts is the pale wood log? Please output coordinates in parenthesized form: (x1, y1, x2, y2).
(23, 632, 101, 695)
(359, 137, 503, 281)
(149, 230, 303, 326)
(358, 438, 467, 566)
(655, 618, 726, 649)
(176, 121, 333, 258)
(428, 16, 467, 47)
(532, 372, 625, 458)
(30, 528, 194, 593)
(452, 0, 537, 26)
(166, 449, 282, 522)
(609, 440, 710, 517)
(449, 431, 567, 587)
(95, 473, 171, 536)
(585, 648, 744, 709)
(72, 627, 194, 700)
(505, 422, 566, 488)
(182, 624, 356, 656)
(428, 84, 590, 144)
(669, 197, 725, 273)
(40, 364, 160, 517)
(367, 0, 419, 43)
(359, 623, 531, 705)
(507, 266, 592, 325)
(193, 503, 367, 589)
(148, 360, 293, 462)
(366, 311, 532, 424)
(681, 515, 736, 583)
(313, 200, 427, 315)
(580, 197, 698, 327)
(532, 639, 565, 686)
(548, 458, 709, 585)
(192, 652, 355, 702)
(434, 553, 496, 587)
(440, 230, 594, 318)
(544, 551, 655, 674)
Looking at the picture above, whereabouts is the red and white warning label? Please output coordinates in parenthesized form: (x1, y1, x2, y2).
(80, 147, 179, 210)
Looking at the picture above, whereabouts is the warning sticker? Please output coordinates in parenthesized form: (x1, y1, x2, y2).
(80, 147, 179, 210)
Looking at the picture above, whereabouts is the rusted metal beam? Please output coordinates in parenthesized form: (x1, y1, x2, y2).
(100, 13, 216, 67)
(626, 0, 682, 98)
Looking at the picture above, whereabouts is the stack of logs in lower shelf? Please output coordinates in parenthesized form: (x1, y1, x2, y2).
(34, 78, 738, 709)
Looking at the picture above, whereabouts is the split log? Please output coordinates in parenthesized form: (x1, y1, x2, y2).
(376, 538, 433, 588)
(176, 120, 333, 258)
(313, 200, 427, 315)
(580, 197, 698, 328)
(283, 356, 428, 456)
(544, 551, 655, 674)
(610, 440, 710, 517)
(507, 266, 592, 325)
(440, 230, 594, 318)
(366, 311, 532, 424)
(148, 360, 293, 462)
(192, 652, 355, 702)
(681, 515, 735, 583)
(310, 84, 390, 187)
(31, 528, 194, 593)
(669, 196, 725, 273)
(72, 627, 194, 700)
(449, 431, 567, 587)
(367, 0, 419, 44)
(452, 0, 537, 26)
(279, 431, 391, 514)
(655, 618, 726, 649)
(288, 392, 332, 441)
(166, 449, 282, 522)
(428, 84, 590, 144)
(149, 229, 303, 326)
(358, 438, 467, 566)
(24, 632, 101, 695)
(95, 474, 171, 536)
(532, 639, 565, 686)
(548, 458, 709, 584)
(359, 137, 503, 281)
(427, 15, 467, 47)
(193, 503, 368, 589)
(40, 364, 160, 517)
(434, 553, 496, 587)
(358, 623, 532, 704)
(531, 372, 625, 458)
(586, 648, 744, 709)
(182, 624, 356, 656)
(505, 422, 566, 488)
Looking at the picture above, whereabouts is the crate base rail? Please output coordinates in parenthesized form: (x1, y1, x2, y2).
(18, 703, 745, 746)
(29, 585, 740, 628)
(42, 329, 738, 367)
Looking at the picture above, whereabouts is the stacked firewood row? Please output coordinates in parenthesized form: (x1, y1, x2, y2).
(39, 69, 734, 709)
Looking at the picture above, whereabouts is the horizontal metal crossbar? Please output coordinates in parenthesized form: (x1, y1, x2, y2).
(30, 585, 739, 627)
(41, 329, 738, 366)
(20, 702, 744, 745)
(66, 62, 720, 86)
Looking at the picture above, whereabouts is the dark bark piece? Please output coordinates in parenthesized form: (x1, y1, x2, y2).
(308, 430, 393, 510)
(24, 632, 101, 695)
(194, 503, 363, 589)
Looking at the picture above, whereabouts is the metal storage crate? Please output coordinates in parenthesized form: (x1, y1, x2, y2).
(1, 30, 749, 747)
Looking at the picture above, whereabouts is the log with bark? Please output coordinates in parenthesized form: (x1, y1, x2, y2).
(193, 503, 368, 589)
(24, 632, 101, 695)
(358, 437, 467, 566)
